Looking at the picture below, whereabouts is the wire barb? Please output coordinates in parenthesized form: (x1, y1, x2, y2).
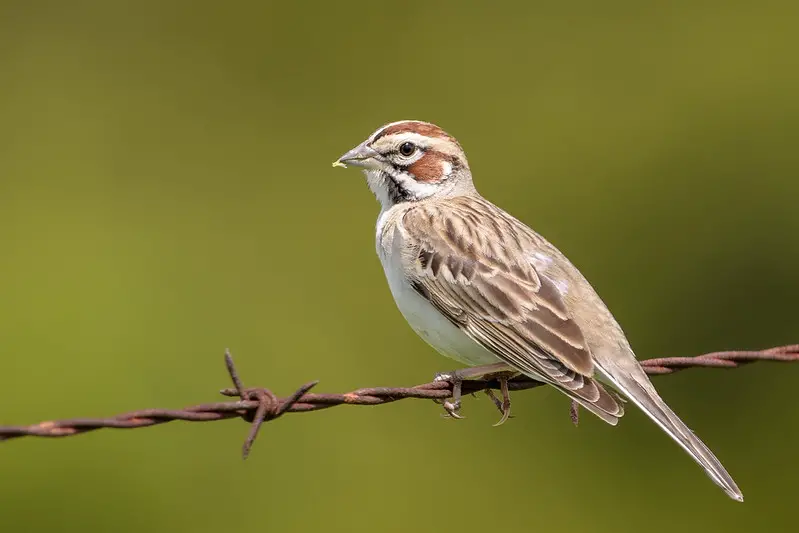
(222, 349, 319, 458)
(1, 344, 797, 457)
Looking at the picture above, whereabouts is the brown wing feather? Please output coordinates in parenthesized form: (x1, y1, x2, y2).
(402, 197, 624, 424)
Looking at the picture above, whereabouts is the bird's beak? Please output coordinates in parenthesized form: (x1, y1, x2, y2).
(332, 142, 383, 170)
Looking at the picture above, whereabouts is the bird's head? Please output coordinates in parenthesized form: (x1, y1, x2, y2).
(333, 120, 475, 208)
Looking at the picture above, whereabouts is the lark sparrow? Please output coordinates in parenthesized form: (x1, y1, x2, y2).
(333, 120, 743, 501)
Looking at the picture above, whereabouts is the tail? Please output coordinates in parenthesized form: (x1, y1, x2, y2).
(596, 363, 744, 502)
(552, 373, 625, 426)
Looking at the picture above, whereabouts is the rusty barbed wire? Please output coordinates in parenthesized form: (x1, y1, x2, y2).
(1, 344, 797, 457)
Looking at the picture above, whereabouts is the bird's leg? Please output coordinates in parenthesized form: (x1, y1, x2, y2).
(492, 374, 513, 426)
(479, 370, 516, 426)
(433, 363, 513, 419)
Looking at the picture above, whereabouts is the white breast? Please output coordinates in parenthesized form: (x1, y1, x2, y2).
(375, 209, 500, 367)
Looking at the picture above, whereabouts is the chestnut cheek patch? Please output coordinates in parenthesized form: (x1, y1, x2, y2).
(409, 152, 452, 183)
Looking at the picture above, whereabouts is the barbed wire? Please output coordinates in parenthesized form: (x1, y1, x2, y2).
(1, 344, 797, 458)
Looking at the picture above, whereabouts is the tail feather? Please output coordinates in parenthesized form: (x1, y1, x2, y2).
(554, 374, 625, 426)
(596, 364, 743, 502)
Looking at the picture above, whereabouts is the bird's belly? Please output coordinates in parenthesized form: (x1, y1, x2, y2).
(380, 254, 499, 367)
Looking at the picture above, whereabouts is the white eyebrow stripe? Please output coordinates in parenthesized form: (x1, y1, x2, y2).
(381, 132, 437, 149)
(426, 137, 462, 158)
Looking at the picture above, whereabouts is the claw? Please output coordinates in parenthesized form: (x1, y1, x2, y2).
(492, 376, 512, 426)
(435, 370, 466, 419)
(432, 364, 516, 421)
(484, 388, 503, 412)
(441, 399, 465, 419)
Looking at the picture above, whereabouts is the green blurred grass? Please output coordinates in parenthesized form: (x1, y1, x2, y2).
(1, 2, 798, 532)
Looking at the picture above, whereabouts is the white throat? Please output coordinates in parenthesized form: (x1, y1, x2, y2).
(366, 171, 394, 211)
(364, 168, 472, 212)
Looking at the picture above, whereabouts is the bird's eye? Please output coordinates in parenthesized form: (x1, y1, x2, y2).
(399, 142, 416, 157)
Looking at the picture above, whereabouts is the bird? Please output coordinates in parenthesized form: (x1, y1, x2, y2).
(332, 119, 743, 502)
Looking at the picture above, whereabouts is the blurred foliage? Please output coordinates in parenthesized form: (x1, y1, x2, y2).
(1, 1, 798, 532)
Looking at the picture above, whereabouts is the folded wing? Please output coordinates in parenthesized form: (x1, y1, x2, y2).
(401, 198, 624, 424)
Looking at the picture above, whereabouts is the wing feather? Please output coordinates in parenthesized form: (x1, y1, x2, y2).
(401, 197, 624, 424)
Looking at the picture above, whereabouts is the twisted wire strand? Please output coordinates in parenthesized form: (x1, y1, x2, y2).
(1, 344, 797, 457)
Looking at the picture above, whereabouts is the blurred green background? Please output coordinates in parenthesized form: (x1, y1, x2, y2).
(1, 1, 798, 532)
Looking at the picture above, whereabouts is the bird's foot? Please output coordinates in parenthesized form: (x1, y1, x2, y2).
(434, 370, 466, 419)
(483, 372, 514, 426)
(433, 363, 515, 420)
